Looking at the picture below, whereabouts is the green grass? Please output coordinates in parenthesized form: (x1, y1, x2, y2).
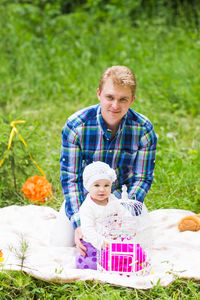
(0, 271, 200, 299)
(0, 2, 200, 298)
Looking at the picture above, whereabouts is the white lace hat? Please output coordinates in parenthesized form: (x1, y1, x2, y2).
(83, 161, 117, 191)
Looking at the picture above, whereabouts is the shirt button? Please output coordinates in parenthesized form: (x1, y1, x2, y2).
(109, 150, 112, 153)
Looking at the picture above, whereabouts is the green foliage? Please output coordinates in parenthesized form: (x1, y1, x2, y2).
(9, 235, 29, 271)
(0, 0, 200, 208)
(0, 114, 45, 206)
(1, 0, 200, 26)
(0, 271, 200, 299)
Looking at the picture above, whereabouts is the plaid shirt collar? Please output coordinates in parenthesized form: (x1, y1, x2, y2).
(97, 104, 128, 140)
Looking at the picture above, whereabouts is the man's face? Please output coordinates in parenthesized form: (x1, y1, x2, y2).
(97, 78, 135, 130)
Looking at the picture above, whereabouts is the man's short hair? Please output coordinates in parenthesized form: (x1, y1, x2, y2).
(99, 65, 136, 96)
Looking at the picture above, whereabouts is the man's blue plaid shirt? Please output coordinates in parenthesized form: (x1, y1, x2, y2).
(60, 104, 157, 229)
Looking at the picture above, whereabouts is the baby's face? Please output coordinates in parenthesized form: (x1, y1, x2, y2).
(89, 179, 112, 205)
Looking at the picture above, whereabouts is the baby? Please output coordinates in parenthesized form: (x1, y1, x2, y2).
(76, 161, 126, 270)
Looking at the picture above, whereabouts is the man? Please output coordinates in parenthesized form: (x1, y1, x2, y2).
(58, 66, 157, 255)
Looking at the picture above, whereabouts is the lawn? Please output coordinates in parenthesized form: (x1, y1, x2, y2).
(0, 1, 200, 298)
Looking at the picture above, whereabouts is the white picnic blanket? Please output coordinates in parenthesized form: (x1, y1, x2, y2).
(0, 205, 200, 289)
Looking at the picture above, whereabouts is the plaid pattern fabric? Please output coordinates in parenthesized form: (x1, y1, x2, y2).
(60, 104, 157, 229)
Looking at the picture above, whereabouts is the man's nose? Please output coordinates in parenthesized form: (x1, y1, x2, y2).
(112, 100, 119, 110)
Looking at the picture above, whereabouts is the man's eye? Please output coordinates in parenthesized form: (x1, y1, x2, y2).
(120, 98, 128, 102)
(105, 184, 110, 187)
(94, 184, 100, 187)
(107, 95, 113, 100)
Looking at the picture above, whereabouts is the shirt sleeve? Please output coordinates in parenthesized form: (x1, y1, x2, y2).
(60, 123, 84, 229)
(127, 121, 157, 202)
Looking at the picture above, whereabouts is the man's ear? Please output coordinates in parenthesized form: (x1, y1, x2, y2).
(97, 88, 101, 101)
(130, 95, 136, 105)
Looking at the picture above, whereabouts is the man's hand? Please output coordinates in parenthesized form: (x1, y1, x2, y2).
(75, 226, 87, 256)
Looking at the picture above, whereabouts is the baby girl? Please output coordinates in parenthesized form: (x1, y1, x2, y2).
(76, 161, 126, 270)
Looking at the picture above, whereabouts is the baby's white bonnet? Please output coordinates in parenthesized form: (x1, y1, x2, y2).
(83, 161, 116, 191)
